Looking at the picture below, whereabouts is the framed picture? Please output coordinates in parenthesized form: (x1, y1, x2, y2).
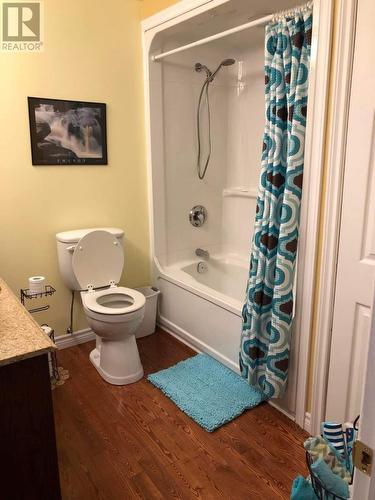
(27, 97, 107, 165)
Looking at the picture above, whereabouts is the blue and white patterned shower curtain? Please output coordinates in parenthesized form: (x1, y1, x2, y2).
(240, 8, 313, 399)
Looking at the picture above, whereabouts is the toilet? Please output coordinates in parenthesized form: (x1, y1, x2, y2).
(56, 228, 145, 385)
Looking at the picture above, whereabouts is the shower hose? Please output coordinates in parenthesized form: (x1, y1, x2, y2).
(196, 78, 212, 180)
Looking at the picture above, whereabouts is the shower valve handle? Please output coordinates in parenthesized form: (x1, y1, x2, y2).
(189, 205, 207, 227)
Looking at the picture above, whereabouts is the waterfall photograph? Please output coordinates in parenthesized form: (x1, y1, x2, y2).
(27, 97, 107, 165)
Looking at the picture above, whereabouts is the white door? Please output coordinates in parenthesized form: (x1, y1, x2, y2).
(325, 0, 375, 423)
(351, 288, 375, 499)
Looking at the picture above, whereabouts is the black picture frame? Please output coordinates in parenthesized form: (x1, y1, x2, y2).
(27, 97, 107, 165)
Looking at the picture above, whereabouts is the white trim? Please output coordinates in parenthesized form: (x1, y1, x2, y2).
(268, 401, 296, 423)
(304, 412, 312, 435)
(292, 0, 334, 429)
(142, 34, 156, 271)
(158, 319, 202, 352)
(55, 328, 95, 350)
(142, 0, 335, 431)
(310, 0, 358, 436)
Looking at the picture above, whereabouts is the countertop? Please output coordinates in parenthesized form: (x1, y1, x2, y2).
(0, 278, 56, 367)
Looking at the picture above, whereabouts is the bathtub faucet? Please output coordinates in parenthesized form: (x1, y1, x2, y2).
(195, 248, 210, 259)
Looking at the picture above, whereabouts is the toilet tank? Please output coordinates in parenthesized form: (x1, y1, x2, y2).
(56, 227, 124, 291)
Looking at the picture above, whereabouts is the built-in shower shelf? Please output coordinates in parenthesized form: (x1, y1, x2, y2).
(222, 188, 258, 199)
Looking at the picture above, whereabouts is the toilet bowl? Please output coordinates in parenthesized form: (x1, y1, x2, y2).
(82, 286, 145, 385)
(56, 228, 146, 385)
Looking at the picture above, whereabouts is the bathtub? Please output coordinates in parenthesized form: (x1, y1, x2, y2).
(155, 254, 248, 373)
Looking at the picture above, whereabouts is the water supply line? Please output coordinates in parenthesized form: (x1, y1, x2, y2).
(67, 290, 74, 334)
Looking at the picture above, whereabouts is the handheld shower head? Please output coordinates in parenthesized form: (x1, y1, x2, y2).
(221, 58, 236, 66)
(210, 58, 236, 80)
(195, 59, 235, 82)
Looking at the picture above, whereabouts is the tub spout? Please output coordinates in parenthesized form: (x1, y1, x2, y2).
(195, 248, 209, 259)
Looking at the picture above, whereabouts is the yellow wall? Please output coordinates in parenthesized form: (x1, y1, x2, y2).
(0, 0, 150, 337)
(140, 0, 178, 19)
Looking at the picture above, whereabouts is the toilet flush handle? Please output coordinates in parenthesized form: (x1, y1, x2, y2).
(66, 245, 76, 253)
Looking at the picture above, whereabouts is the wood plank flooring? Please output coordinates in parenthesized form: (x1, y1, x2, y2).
(52, 328, 308, 500)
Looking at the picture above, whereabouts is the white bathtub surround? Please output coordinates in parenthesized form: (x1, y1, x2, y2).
(143, 0, 334, 427)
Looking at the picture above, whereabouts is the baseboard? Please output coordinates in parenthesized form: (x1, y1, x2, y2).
(55, 328, 95, 350)
(158, 320, 201, 354)
(304, 412, 312, 434)
(268, 401, 296, 422)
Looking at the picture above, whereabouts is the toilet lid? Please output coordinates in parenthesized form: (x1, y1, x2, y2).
(72, 230, 124, 289)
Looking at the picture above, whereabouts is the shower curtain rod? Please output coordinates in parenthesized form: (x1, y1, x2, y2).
(151, 1, 313, 62)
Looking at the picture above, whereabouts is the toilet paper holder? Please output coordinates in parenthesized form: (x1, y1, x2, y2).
(20, 284, 56, 314)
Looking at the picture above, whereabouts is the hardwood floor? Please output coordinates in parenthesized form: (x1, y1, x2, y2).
(52, 328, 308, 500)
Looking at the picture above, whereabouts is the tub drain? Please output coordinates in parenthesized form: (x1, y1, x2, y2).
(197, 261, 208, 273)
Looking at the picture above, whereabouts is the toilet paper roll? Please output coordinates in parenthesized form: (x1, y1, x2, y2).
(28, 276, 46, 294)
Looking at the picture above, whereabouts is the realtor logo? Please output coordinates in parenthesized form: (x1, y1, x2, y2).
(2, 1, 44, 51)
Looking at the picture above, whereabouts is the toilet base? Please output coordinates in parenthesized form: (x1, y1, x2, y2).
(89, 345, 144, 386)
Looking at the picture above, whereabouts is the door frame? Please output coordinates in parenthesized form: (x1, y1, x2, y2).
(310, 0, 358, 435)
(141, 0, 334, 429)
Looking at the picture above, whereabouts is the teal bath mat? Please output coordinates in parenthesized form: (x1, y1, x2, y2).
(148, 354, 264, 432)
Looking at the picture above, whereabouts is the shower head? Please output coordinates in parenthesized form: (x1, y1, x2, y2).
(221, 58, 236, 67)
(210, 58, 236, 80)
(195, 59, 236, 82)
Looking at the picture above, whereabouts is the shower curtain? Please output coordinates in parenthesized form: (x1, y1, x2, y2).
(240, 7, 313, 399)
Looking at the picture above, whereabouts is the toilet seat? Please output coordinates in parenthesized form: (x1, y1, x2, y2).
(82, 286, 145, 315)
